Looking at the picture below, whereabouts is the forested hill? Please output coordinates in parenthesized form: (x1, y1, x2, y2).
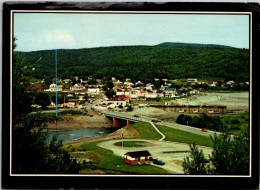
(16, 44, 249, 82)
(157, 42, 234, 48)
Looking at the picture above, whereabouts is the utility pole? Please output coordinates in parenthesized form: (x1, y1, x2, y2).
(55, 49, 58, 131)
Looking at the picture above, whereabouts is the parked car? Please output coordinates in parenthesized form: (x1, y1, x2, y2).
(134, 114, 140, 117)
(153, 159, 165, 165)
(201, 128, 207, 132)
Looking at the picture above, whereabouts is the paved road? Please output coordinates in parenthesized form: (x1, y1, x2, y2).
(103, 110, 220, 138)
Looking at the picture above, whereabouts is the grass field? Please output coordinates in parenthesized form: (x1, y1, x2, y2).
(114, 141, 146, 147)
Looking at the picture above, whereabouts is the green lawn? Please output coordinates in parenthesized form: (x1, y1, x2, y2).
(80, 141, 171, 174)
(114, 141, 146, 147)
(156, 124, 214, 147)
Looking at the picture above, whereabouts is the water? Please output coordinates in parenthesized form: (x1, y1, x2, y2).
(45, 128, 111, 143)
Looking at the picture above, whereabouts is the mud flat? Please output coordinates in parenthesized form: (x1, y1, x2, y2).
(174, 92, 249, 111)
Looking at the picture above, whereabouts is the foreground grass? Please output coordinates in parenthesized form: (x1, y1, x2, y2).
(80, 141, 171, 174)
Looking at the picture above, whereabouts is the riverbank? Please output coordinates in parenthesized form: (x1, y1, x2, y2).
(46, 111, 112, 131)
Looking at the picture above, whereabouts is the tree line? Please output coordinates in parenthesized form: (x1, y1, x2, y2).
(16, 45, 249, 83)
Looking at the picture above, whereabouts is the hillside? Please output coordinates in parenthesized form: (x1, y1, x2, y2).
(15, 44, 249, 82)
(157, 42, 234, 48)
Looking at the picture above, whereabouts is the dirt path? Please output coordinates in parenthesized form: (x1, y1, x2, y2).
(98, 139, 212, 174)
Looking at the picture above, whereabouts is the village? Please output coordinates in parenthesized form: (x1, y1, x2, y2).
(27, 76, 249, 110)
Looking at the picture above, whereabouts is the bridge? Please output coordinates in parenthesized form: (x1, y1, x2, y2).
(102, 110, 219, 138)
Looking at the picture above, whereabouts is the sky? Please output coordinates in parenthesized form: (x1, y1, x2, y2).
(13, 13, 250, 51)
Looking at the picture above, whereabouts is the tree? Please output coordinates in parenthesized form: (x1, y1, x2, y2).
(34, 92, 51, 109)
(182, 143, 211, 174)
(210, 129, 249, 175)
(182, 129, 249, 175)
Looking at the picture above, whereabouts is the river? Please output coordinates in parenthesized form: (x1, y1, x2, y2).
(45, 128, 111, 143)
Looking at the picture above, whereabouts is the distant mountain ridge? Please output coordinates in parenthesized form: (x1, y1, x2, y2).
(157, 42, 234, 48)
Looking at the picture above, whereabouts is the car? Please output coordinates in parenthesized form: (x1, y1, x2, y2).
(201, 128, 207, 132)
(152, 119, 161, 122)
(134, 114, 140, 117)
(153, 159, 165, 165)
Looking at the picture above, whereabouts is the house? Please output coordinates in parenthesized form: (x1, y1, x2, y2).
(106, 98, 127, 107)
(187, 78, 197, 83)
(124, 150, 152, 165)
(44, 83, 63, 92)
(190, 89, 200, 95)
(66, 99, 79, 108)
(124, 81, 134, 88)
(70, 83, 85, 91)
(63, 79, 72, 84)
(226, 80, 235, 85)
(88, 88, 100, 95)
(135, 81, 143, 86)
(115, 91, 130, 102)
(164, 88, 176, 95)
(80, 79, 88, 84)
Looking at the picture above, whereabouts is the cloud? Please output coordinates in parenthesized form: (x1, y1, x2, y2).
(44, 29, 76, 46)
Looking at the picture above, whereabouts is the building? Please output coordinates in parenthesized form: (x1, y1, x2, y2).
(70, 83, 85, 91)
(106, 98, 127, 107)
(88, 88, 100, 95)
(187, 78, 198, 83)
(115, 91, 130, 102)
(124, 150, 152, 165)
(44, 83, 63, 92)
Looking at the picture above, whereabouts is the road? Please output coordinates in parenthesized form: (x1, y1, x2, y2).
(102, 110, 220, 138)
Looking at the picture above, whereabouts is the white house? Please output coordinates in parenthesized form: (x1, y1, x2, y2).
(88, 88, 100, 95)
(44, 83, 63, 92)
(106, 99, 127, 107)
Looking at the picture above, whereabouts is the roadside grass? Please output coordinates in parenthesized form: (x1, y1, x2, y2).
(220, 112, 249, 134)
(79, 141, 171, 174)
(114, 141, 146, 147)
(156, 124, 214, 147)
(124, 122, 213, 147)
(125, 122, 162, 140)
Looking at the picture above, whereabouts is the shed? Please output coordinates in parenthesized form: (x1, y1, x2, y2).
(124, 150, 152, 165)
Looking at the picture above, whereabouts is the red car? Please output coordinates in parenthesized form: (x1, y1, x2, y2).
(201, 128, 207, 132)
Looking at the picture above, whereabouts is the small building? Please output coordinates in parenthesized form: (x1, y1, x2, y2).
(124, 150, 152, 165)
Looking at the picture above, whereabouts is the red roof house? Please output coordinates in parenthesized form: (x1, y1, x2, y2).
(124, 150, 152, 165)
